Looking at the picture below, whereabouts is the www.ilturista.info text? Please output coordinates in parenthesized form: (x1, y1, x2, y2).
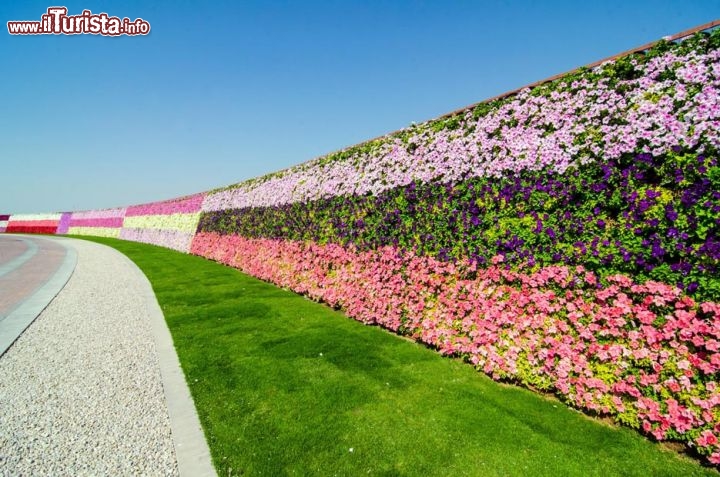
(7, 7, 150, 36)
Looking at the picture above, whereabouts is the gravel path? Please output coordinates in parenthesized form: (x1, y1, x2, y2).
(0, 238, 180, 476)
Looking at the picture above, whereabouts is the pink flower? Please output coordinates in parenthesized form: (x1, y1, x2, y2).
(189, 233, 720, 465)
(697, 430, 718, 448)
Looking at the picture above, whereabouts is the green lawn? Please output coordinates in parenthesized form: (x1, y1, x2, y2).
(79, 236, 717, 476)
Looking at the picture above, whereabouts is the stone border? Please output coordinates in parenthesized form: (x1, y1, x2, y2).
(0, 235, 77, 357)
(90, 241, 216, 477)
(0, 235, 216, 476)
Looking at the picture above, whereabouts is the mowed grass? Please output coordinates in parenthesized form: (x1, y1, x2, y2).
(79, 236, 717, 476)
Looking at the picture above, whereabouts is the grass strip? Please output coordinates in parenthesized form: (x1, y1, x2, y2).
(78, 236, 717, 476)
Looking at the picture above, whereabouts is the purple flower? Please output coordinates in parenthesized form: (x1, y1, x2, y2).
(665, 206, 678, 222)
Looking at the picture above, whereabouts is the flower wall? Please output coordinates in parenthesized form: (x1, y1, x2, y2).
(65, 207, 126, 238)
(3, 30, 720, 464)
(3, 194, 204, 253)
(5, 213, 61, 234)
(118, 193, 205, 252)
(192, 32, 720, 463)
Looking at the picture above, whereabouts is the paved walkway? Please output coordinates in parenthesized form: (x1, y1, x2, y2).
(0, 235, 215, 476)
(0, 235, 76, 356)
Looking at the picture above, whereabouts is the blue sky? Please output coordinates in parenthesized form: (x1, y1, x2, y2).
(1, 1, 717, 213)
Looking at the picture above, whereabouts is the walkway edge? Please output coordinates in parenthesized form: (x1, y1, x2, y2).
(113, 245, 217, 477)
(0, 236, 77, 357)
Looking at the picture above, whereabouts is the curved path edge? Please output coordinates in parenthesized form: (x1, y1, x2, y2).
(93, 239, 217, 477)
(0, 235, 216, 476)
(119, 245, 217, 477)
(0, 235, 77, 357)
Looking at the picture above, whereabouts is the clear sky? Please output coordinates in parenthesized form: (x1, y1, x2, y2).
(1, 1, 718, 213)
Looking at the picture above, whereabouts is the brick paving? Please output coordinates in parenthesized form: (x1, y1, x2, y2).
(0, 236, 31, 269)
(0, 236, 66, 320)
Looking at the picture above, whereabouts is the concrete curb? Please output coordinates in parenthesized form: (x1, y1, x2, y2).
(0, 235, 77, 357)
(0, 235, 216, 476)
(93, 241, 217, 477)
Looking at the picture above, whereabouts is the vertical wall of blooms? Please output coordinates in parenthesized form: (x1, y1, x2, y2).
(5, 213, 61, 234)
(190, 32, 720, 463)
(56, 212, 72, 235)
(2, 30, 720, 464)
(3, 194, 206, 253)
(119, 193, 205, 252)
(65, 207, 127, 237)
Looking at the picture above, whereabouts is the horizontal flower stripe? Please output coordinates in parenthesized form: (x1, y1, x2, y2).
(121, 212, 201, 232)
(202, 37, 720, 211)
(198, 150, 720, 301)
(191, 231, 720, 461)
(66, 226, 121, 238)
(125, 193, 205, 217)
(68, 217, 124, 228)
(8, 213, 62, 222)
(68, 208, 126, 220)
(6, 225, 58, 234)
(0, 215, 10, 221)
(7, 220, 59, 228)
(120, 228, 194, 252)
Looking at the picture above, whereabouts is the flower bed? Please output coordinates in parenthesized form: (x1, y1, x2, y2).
(125, 193, 205, 216)
(122, 212, 201, 232)
(120, 228, 196, 252)
(191, 232, 720, 463)
(68, 207, 127, 220)
(201, 35, 720, 212)
(56, 212, 72, 234)
(51, 198, 205, 252)
(5, 213, 61, 234)
(118, 194, 205, 252)
(59, 208, 127, 237)
(198, 149, 719, 302)
(66, 226, 122, 238)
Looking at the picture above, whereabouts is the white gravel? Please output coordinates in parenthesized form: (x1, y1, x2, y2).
(0, 239, 179, 476)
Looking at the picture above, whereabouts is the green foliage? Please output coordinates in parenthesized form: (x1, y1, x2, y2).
(200, 146, 720, 302)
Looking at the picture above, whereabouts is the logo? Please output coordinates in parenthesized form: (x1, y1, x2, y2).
(8, 7, 151, 36)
